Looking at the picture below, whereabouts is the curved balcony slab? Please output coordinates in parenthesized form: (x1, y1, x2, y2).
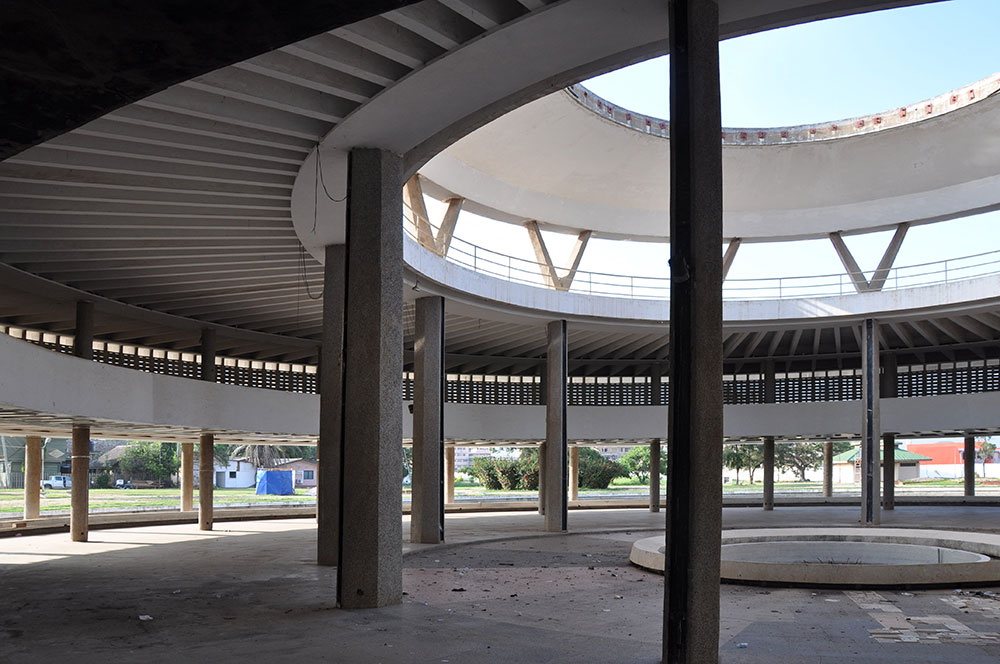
(0, 331, 318, 442)
(405, 235, 1000, 328)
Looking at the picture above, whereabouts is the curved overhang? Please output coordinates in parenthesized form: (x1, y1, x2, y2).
(417, 77, 1000, 242)
(293, 0, 938, 259)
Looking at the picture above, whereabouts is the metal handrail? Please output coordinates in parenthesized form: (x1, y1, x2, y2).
(404, 214, 1000, 302)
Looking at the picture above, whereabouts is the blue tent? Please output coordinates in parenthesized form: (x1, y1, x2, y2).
(255, 469, 294, 495)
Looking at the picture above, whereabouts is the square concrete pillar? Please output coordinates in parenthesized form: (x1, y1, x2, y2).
(71, 424, 90, 541)
(663, 1, 724, 661)
(762, 361, 776, 404)
(73, 301, 94, 360)
(537, 442, 546, 514)
(823, 441, 833, 498)
(338, 148, 403, 609)
(882, 433, 895, 510)
(445, 446, 455, 504)
(318, 243, 346, 567)
(569, 446, 579, 502)
(200, 328, 217, 382)
(860, 318, 881, 526)
(411, 296, 444, 544)
(23, 435, 42, 519)
(965, 434, 976, 497)
(180, 442, 194, 512)
(199, 433, 214, 531)
(543, 320, 568, 532)
(762, 437, 775, 511)
(880, 353, 898, 398)
(649, 439, 661, 512)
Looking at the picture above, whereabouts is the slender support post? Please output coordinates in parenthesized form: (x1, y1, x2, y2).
(411, 296, 445, 544)
(762, 360, 776, 404)
(318, 244, 346, 567)
(649, 439, 661, 512)
(537, 442, 546, 514)
(70, 424, 90, 541)
(883, 433, 895, 510)
(24, 435, 42, 519)
(544, 320, 568, 532)
(860, 318, 881, 526)
(569, 446, 579, 502)
(199, 433, 214, 530)
(338, 148, 403, 608)
(965, 434, 976, 497)
(651, 365, 665, 406)
(445, 446, 455, 505)
(762, 437, 775, 511)
(722, 238, 741, 281)
(180, 442, 194, 512)
(200, 328, 217, 382)
(664, 1, 724, 661)
(880, 353, 898, 398)
(74, 301, 94, 359)
(823, 442, 833, 498)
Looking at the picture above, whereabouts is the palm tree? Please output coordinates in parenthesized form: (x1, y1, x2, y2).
(226, 444, 311, 469)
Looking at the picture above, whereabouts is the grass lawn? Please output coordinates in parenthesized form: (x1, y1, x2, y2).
(0, 487, 313, 515)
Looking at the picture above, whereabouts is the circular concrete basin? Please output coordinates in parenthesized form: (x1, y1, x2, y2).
(629, 528, 1000, 587)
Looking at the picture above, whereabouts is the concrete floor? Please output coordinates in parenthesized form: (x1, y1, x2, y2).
(2, 507, 1000, 662)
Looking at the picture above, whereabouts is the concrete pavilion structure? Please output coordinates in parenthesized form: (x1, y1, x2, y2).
(3, 1, 1000, 662)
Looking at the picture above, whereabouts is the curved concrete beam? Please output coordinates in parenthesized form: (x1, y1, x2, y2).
(292, 0, 934, 258)
(0, 331, 318, 440)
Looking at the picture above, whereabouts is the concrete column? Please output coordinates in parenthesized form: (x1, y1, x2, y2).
(823, 442, 833, 498)
(880, 352, 898, 398)
(569, 446, 579, 502)
(23, 435, 42, 519)
(762, 361, 776, 404)
(411, 296, 444, 544)
(180, 442, 194, 512)
(762, 437, 775, 511)
(70, 424, 90, 542)
(664, 1, 724, 661)
(860, 318, 881, 526)
(537, 442, 545, 514)
(200, 328, 217, 382)
(338, 148, 403, 609)
(73, 300, 94, 359)
(199, 433, 214, 531)
(883, 433, 895, 510)
(445, 446, 455, 505)
(649, 439, 661, 512)
(318, 244, 345, 567)
(965, 434, 976, 497)
(651, 366, 664, 406)
(544, 320, 568, 532)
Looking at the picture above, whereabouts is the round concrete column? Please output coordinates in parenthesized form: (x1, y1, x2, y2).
(964, 435, 976, 497)
(70, 424, 90, 542)
(762, 437, 775, 511)
(823, 442, 833, 498)
(649, 439, 661, 513)
(199, 433, 214, 531)
(445, 446, 455, 505)
(23, 435, 42, 519)
(180, 442, 194, 512)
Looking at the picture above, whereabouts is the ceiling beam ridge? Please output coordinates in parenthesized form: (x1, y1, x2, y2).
(722, 237, 741, 281)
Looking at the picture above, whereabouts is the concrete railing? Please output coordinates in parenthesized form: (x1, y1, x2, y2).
(567, 73, 1000, 145)
(405, 220, 1000, 302)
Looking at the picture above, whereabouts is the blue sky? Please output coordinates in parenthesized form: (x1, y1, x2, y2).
(445, 0, 1000, 286)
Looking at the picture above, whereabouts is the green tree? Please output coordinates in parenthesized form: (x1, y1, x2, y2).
(722, 444, 763, 485)
(980, 438, 996, 477)
(620, 445, 667, 484)
(402, 446, 413, 481)
(775, 443, 824, 482)
(118, 441, 179, 483)
(577, 447, 626, 489)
